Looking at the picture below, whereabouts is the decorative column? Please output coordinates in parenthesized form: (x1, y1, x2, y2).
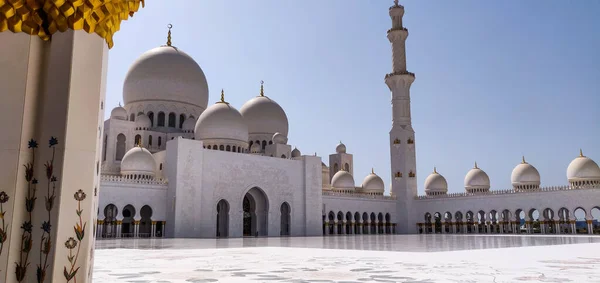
(333, 221, 338, 235)
(0, 2, 144, 282)
(587, 219, 593, 235)
(151, 221, 157, 238)
(441, 223, 446, 234)
(133, 219, 140, 238)
(97, 220, 104, 238)
(570, 220, 577, 234)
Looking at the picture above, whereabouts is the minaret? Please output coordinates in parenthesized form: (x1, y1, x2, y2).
(385, 1, 417, 234)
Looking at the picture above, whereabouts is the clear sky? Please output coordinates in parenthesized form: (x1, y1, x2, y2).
(104, 0, 600, 194)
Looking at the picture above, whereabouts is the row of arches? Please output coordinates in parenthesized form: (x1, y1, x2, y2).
(215, 187, 292, 237)
(419, 206, 600, 235)
(323, 211, 395, 235)
(130, 111, 194, 129)
(204, 144, 245, 153)
(98, 204, 164, 238)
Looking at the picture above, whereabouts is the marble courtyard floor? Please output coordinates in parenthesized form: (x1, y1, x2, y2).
(93, 235, 600, 282)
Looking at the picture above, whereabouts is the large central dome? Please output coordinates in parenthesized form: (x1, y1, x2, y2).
(123, 45, 209, 109)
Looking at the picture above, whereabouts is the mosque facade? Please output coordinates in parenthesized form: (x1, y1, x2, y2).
(97, 2, 600, 239)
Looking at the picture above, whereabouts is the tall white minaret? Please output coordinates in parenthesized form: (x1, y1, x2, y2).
(385, 1, 417, 234)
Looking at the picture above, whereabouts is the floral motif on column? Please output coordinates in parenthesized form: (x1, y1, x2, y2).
(63, 189, 87, 282)
(37, 136, 59, 283)
(15, 139, 39, 282)
(0, 190, 9, 269)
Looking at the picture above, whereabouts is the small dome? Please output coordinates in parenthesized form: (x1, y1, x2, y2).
(272, 132, 287, 144)
(464, 162, 490, 193)
(135, 114, 152, 129)
(336, 142, 346, 154)
(360, 170, 384, 194)
(182, 117, 196, 132)
(250, 142, 262, 153)
(240, 84, 289, 137)
(424, 168, 448, 195)
(195, 95, 248, 143)
(511, 157, 540, 189)
(110, 106, 127, 120)
(567, 150, 600, 184)
(331, 169, 355, 190)
(120, 146, 156, 177)
(291, 147, 301, 158)
(123, 46, 208, 109)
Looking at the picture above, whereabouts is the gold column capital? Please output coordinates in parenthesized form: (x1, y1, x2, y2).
(0, 0, 145, 48)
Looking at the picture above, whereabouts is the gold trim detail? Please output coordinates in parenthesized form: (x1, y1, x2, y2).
(0, 0, 145, 48)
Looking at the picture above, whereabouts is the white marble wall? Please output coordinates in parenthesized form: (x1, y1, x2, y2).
(165, 138, 322, 238)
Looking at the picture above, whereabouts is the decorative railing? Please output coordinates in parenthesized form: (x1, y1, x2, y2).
(416, 184, 600, 200)
(387, 27, 408, 34)
(322, 191, 396, 200)
(100, 174, 168, 185)
(385, 71, 415, 79)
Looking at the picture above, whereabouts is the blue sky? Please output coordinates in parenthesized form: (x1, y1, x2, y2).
(104, 0, 600, 194)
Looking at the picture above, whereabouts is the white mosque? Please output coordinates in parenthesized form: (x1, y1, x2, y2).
(97, 2, 600, 239)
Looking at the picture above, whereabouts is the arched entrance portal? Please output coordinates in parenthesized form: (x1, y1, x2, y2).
(243, 187, 269, 237)
(216, 199, 230, 238)
(280, 202, 290, 236)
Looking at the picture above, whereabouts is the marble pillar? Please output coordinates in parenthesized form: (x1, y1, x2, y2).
(0, 30, 108, 283)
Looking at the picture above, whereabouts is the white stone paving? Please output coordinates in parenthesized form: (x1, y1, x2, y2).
(93, 235, 600, 283)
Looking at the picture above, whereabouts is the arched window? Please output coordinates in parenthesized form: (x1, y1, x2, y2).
(102, 135, 108, 161)
(158, 136, 162, 147)
(168, 112, 176, 128)
(281, 155, 286, 158)
(333, 163, 339, 172)
(115, 134, 126, 161)
(147, 112, 154, 127)
(207, 145, 212, 149)
(262, 140, 267, 150)
(157, 112, 165, 127)
(148, 135, 153, 146)
(159, 163, 163, 170)
(134, 135, 141, 146)
(179, 114, 185, 128)
(226, 145, 231, 152)
(219, 145, 224, 151)
(344, 163, 350, 171)
(129, 113, 135, 122)
(249, 141, 253, 148)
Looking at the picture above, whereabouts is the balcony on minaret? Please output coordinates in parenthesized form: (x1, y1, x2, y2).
(407, 137, 414, 144)
(408, 171, 416, 178)
(385, 71, 415, 79)
(393, 138, 401, 148)
(394, 172, 403, 179)
(387, 27, 409, 42)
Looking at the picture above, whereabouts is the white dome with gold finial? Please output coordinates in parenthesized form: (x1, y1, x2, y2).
(240, 81, 289, 138)
(567, 149, 600, 187)
(123, 25, 209, 109)
(331, 168, 355, 192)
(511, 156, 541, 190)
(424, 167, 448, 196)
(195, 90, 248, 145)
(120, 145, 156, 177)
(359, 169, 385, 194)
(464, 162, 490, 193)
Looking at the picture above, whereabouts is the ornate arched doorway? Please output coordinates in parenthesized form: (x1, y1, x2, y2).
(280, 202, 290, 236)
(243, 187, 269, 237)
(139, 205, 153, 238)
(102, 204, 118, 238)
(216, 199, 230, 238)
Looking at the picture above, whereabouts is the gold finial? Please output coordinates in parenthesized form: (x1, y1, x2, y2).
(167, 24, 173, 46)
(521, 156, 527, 164)
(371, 168, 375, 174)
(217, 89, 229, 104)
(433, 167, 437, 174)
(118, 102, 122, 107)
(260, 80, 265, 97)
(579, 149, 584, 157)
(394, 0, 399, 6)
(474, 161, 478, 169)
(137, 137, 143, 148)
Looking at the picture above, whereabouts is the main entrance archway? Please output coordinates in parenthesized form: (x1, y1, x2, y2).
(216, 199, 230, 238)
(243, 187, 269, 237)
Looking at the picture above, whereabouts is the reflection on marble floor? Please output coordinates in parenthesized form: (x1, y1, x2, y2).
(93, 235, 600, 283)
